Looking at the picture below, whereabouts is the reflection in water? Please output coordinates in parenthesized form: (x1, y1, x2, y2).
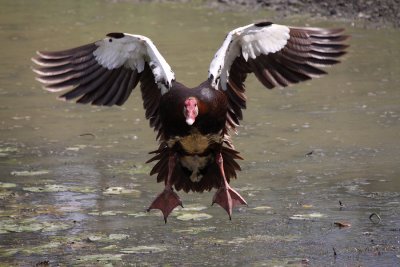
(0, 1, 399, 266)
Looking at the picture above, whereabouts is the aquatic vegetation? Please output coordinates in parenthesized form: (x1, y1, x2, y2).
(173, 226, 216, 235)
(0, 182, 16, 188)
(0, 241, 62, 257)
(75, 254, 123, 263)
(11, 170, 50, 176)
(251, 205, 273, 211)
(0, 217, 73, 234)
(22, 184, 96, 193)
(176, 212, 212, 221)
(120, 245, 167, 254)
(289, 213, 326, 220)
(102, 186, 141, 196)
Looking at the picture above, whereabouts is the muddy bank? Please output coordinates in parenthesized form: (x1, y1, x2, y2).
(144, 0, 399, 28)
(233, 0, 399, 27)
(220, 0, 400, 28)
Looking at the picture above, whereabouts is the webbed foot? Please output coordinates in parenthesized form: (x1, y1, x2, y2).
(147, 188, 183, 223)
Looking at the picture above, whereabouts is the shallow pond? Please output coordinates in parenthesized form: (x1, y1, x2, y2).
(0, 0, 399, 266)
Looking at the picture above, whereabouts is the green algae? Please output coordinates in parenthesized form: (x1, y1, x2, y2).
(120, 245, 167, 254)
(0, 182, 17, 188)
(173, 226, 216, 235)
(102, 186, 141, 196)
(0, 218, 74, 234)
(11, 170, 50, 176)
(23, 184, 96, 193)
(0, 241, 62, 257)
(176, 212, 213, 221)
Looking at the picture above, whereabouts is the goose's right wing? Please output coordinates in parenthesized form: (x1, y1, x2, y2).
(32, 32, 175, 132)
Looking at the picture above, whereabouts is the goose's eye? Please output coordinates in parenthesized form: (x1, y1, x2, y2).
(109, 39, 112, 42)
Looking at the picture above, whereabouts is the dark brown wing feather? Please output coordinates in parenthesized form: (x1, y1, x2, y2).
(224, 27, 348, 133)
(32, 44, 164, 133)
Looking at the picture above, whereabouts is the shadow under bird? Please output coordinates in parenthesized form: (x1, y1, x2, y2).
(32, 21, 348, 222)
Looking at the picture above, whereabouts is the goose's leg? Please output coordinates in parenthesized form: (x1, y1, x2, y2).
(212, 152, 247, 219)
(147, 153, 182, 223)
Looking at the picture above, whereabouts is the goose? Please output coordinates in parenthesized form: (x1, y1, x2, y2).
(32, 21, 348, 222)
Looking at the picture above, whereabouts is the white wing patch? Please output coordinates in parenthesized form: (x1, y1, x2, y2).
(208, 23, 290, 90)
(94, 34, 175, 93)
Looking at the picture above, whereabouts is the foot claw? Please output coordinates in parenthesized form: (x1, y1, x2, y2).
(212, 186, 247, 219)
(147, 189, 182, 222)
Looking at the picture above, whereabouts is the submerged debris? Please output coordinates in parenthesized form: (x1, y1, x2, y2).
(305, 150, 314, 157)
(334, 221, 351, 228)
(79, 133, 96, 138)
(369, 213, 382, 224)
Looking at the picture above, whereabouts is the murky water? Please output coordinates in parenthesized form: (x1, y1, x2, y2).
(1, 0, 399, 266)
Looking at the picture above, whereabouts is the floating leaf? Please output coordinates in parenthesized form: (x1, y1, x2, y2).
(0, 182, 16, 188)
(101, 245, 118, 251)
(65, 144, 87, 151)
(121, 245, 167, 254)
(23, 184, 68, 192)
(110, 163, 152, 176)
(127, 212, 152, 217)
(0, 147, 18, 157)
(0, 219, 43, 233)
(23, 184, 96, 193)
(0, 147, 18, 153)
(42, 221, 73, 232)
(290, 213, 326, 220)
(176, 213, 212, 221)
(252, 206, 272, 211)
(88, 210, 125, 216)
(11, 170, 49, 176)
(87, 233, 130, 243)
(87, 234, 106, 242)
(228, 234, 298, 244)
(0, 218, 73, 233)
(176, 204, 207, 212)
(102, 187, 141, 197)
(173, 226, 216, 235)
(0, 241, 62, 257)
(109, 234, 129, 240)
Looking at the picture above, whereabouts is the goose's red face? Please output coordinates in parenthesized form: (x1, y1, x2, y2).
(183, 97, 198, 125)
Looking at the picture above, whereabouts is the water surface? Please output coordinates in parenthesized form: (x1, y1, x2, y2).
(0, 1, 399, 266)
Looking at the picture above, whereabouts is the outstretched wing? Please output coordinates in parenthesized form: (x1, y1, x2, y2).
(208, 22, 348, 132)
(32, 32, 175, 132)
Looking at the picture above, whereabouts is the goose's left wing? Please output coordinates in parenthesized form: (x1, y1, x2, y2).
(208, 22, 348, 132)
